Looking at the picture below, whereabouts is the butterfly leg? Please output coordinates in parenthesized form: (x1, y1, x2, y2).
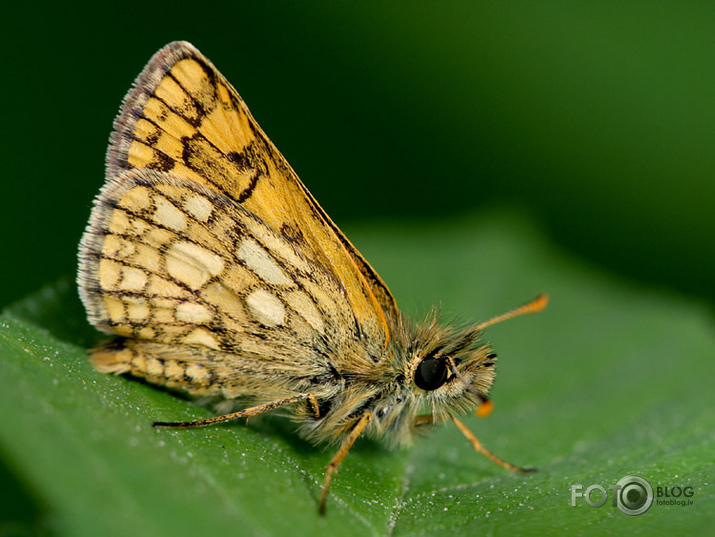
(306, 393, 321, 418)
(451, 416, 535, 473)
(319, 412, 372, 515)
(153, 393, 318, 428)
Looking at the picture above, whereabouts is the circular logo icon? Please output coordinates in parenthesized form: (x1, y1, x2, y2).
(615, 475, 654, 516)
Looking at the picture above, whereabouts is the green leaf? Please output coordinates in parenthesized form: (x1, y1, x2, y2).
(0, 212, 713, 536)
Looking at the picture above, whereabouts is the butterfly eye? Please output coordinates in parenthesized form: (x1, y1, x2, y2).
(414, 357, 448, 391)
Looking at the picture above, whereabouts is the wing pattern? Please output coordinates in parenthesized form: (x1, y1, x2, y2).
(78, 42, 403, 396)
(105, 41, 398, 351)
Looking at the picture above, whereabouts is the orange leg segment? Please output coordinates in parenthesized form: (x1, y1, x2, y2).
(319, 412, 372, 515)
(451, 416, 535, 473)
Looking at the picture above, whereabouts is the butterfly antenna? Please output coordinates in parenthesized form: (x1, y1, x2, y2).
(455, 294, 548, 418)
(476, 294, 548, 331)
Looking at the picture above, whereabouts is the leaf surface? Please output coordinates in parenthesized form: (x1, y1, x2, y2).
(1, 213, 712, 536)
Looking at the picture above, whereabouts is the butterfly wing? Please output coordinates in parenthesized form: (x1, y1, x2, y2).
(79, 167, 380, 400)
(105, 41, 397, 354)
(79, 42, 399, 395)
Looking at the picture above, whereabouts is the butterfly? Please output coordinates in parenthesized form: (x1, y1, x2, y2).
(77, 41, 547, 514)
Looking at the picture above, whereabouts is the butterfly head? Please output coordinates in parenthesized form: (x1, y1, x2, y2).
(408, 322, 496, 417)
(400, 295, 548, 427)
(358, 319, 497, 448)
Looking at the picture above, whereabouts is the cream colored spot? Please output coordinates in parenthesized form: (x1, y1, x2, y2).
(134, 243, 161, 273)
(285, 291, 324, 334)
(153, 196, 187, 231)
(130, 354, 147, 373)
(246, 289, 285, 326)
(175, 302, 213, 324)
(104, 235, 136, 260)
(152, 307, 176, 324)
(152, 297, 176, 310)
(121, 266, 148, 291)
(108, 210, 132, 234)
(120, 185, 152, 212)
(165, 241, 224, 289)
(137, 326, 156, 339)
(165, 360, 185, 380)
(126, 301, 150, 322)
(147, 275, 188, 298)
(183, 194, 213, 222)
(103, 296, 125, 322)
(186, 364, 210, 384)
(145, 227, 175, 248)
(237, 239, 290, 285)
(99, 259, 122, 289)
(146, 358, 164, 376)
(129, 218, 150, 236)
(183, 327, 221, 349)
(128, 141, 156, 169)
(102, 235, 122, 257)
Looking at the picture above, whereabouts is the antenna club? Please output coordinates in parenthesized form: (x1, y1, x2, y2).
(477, 294, 549, 331)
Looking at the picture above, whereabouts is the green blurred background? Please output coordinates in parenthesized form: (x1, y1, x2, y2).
(2, 1, 714, 307)
(2, 3, 715, 533)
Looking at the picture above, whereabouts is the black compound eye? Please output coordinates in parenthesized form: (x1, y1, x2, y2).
(414, 357, 448, 391)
